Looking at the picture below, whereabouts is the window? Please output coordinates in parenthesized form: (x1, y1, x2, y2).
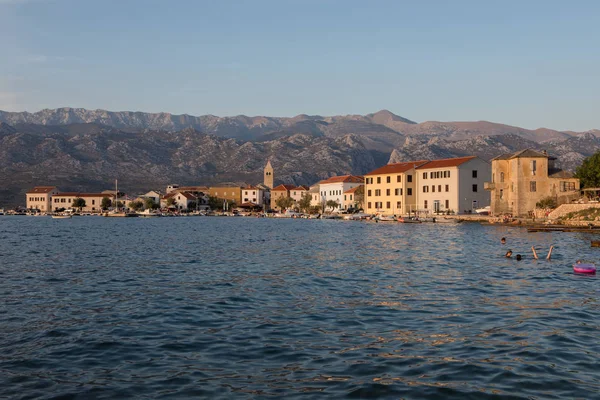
(511, 182, 514, 192)
(377, 177, 381, 184)
(472, 170, 478, 178)
(423, 172, 428, 179)
(368, 202, 372, 209)
(407, 188, 412, 196)
(447, 171, 450, 178)
(386, 201, 391, 209)
(368, 190, 372, 196)
(293, 192, 296, 196)
(531, 160, 537, 176)
(397, 175, 401, 183)
(397, 201, 401, 209)
(560, 181, 575, 192)
(407, 175, 413, 183)
(445, 185, 449, 192)
(350, 195, 353, 200)
(344, 195, 347, 200)
(530, 181, 536, 192)
(386, 189, 390, 196)
(386, 176, 391, 183)
(395, 188, 399, 195)
(500, 172, 504, 183)
(500, 189, 503, 199)
(92, 200, 95, 205)
(423, 186, 428, 193)
(424, 200, 428, 209)
(432, 185, 435, 193)
(375, 189, 381, 196)
(399, 188, 403, 195)
(445, 199, 449, 209)
(472, 184, 478, 192)
(437, 185, 441, 192)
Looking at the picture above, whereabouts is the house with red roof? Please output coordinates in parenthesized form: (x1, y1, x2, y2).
(270, 184, 296, 211)
(319, 175, 364, 211)
(415, 156, 490, 214)
(26, 186, 60, 212)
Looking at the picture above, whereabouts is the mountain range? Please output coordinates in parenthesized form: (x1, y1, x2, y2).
(1, 108, 598, 207)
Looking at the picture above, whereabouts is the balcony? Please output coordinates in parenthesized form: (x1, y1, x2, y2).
(484, 182, 495, 190)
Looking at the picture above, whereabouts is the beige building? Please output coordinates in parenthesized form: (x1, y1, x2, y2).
(208, 186, 243, 205)
(343, 185, 364, 210)
(486, 149, 580, 216)
(26, 186, 60, 212)
(364, 161, 427, 216)
(309, 184, 321, 209)
(416, 156, 491, 214)
(270, 184, 296, 210)
(290, 185, 310, 204)
(51, 192, 114, 212)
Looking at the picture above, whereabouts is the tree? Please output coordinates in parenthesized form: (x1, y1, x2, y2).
(207, 196, 222, 211)
(536, 196, 557, 209)
(575, 152, 600, 189)
(166, 197, 176, 208)
(275, 196, 295, 211)
(129, 200, 144, 211)
(309, 205, 322, 214)
(298, 193, 312, 213)
(144, 197, 157, 210)
(353, 186, 364, 210)
(326, 199, 340, 211)
(72, 197, 86, 211)
(101, 197, 112, 210)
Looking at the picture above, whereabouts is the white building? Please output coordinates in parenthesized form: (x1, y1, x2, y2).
(290, 185, 310, 205)
(415, 156, 491, 214)
(242, 185, 268, 208)
(319, 175, 364, 211)
(309, 184, 321, 209)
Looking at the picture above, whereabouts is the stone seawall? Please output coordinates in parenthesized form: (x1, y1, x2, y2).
(547, 203, 600, 220)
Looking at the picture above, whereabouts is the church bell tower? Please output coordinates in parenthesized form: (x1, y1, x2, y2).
(264, 160, 274, 189)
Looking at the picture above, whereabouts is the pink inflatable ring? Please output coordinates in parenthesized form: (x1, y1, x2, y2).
(573, 263, 596, 274)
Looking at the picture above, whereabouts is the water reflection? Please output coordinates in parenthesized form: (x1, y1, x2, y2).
(0, 216, 598, 399)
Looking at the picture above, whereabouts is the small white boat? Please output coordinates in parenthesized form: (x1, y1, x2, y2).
(475, 206, 491, 215)
(397, 216, 421, 223)
(52, 214, 72, 219)
(376, 215, 397, 222)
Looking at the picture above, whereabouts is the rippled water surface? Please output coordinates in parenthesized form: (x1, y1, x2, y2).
(1, 216, 599, 399)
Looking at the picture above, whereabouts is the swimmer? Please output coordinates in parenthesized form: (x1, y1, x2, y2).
(505, 250, 513, 258)
(532, 245, 554, 260)
(501, 237, 506, 244)
(516, 254, 522, 261)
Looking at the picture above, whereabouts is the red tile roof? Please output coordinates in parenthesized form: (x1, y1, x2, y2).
(177, 192, 197, 200)
(291, 185, 309, 191)
(365, 161, 428, 176)
(272, 184, 296, 191)
(415, 156, 477, 169)
(26, 186, 58, 194)
(344, 185, 363, 194)
(319, 175, 364, 184)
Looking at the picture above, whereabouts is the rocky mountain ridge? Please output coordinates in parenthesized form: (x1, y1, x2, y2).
(0, 108, 598, 207)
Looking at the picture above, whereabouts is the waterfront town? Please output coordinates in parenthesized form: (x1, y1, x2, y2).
(16, 148, 585, 222)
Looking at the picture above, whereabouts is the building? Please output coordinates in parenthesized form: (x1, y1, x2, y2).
(264, 160, 274, 189)
(486, 149, 580, 216)
(51, 192, 114, 212)
(270, 184, 296, 210)
(308, 184, 321, 209)
(208, 186, 243, 205)
(364, 161, 427, 216)
(290, 185, 310, 204)
(140, 190, 162, 205)
(26, 186, 60, 212)
(242, 185, 268, 208)
(319, 175, 364, 211)
(343, 185, 364, 210)
(416, 156, 491, 214)
(161, 191, 200, 211)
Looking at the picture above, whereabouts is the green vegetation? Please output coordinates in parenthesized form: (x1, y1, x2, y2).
(275, 196, 294, 211)
(207, 196, 222, 211)
(297, 193, 312, 213)
(166, 197, 176, 208)
(129, 200, 144, 211)
(575, 151, 600, 189)
(536, 196, 557, 209)
(72, 197, 86, 211)
(353, 186, 364, 209)
(144, 197, 158, 210)
(326, 199, 340, 211)
(101, 197, 112, 210)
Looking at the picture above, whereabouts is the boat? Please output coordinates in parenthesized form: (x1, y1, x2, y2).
(475, 206, 491, 215)
(397, 216, 421, 223)
(52, 214, 72, 219)
(376, 215, 397, 222)
(138, 209, 161, 217)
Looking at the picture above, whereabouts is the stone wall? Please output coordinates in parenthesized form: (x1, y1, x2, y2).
(547, 203, 600, 220)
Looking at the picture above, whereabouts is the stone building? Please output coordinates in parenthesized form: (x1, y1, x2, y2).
(485, 149, 580, 216)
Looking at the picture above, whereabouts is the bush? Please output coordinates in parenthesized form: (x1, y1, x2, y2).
(536, 196, 557, 209)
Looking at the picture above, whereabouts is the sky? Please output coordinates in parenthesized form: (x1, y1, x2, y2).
(1, 0, 599, 131)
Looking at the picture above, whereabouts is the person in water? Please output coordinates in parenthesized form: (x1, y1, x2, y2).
(505, 250, 513, 258)
(516, 254, 522, 261)
(501, 237, 506, 244)
(531, 245, 554, 260)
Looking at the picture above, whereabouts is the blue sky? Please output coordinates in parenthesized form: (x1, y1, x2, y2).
(1, 0, 599, 131)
